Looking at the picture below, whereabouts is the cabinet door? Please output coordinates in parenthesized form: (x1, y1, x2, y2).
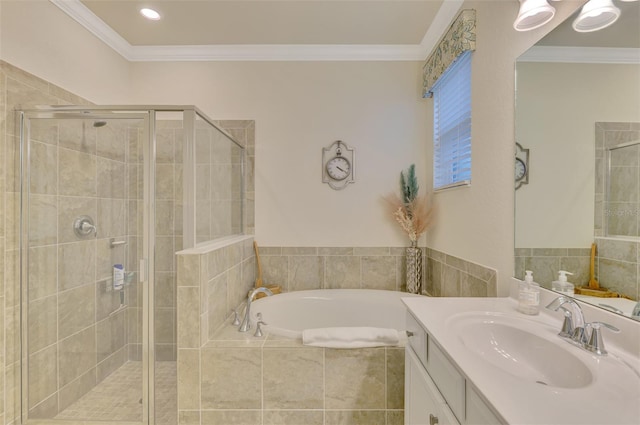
(405, 348, 460, 425)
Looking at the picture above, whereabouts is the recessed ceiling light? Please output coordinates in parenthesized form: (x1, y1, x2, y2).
(140, 8, 161, 21)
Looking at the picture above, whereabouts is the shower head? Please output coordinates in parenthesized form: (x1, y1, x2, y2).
(93, 120, 107, 128)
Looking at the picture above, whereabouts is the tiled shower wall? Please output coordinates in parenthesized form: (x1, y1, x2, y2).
(1, 61, 99, 423)
(514, 248, 591, 289)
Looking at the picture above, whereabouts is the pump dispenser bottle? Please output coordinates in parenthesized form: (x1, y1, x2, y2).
(518, 270, 540, 315)
(552, 270, 574, 296)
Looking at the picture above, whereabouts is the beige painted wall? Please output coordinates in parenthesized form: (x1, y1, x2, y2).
(515, 62, 640, 248)
(1, 0, 589, 298)
(0, 0, 131, 104)
(423, 0, 586, 295)
(128, 61, 429, 247)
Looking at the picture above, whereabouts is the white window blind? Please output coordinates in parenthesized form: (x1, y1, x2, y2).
(432, 50, 472, 191)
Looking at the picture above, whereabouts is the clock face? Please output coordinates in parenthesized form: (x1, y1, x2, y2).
(515, 157, 527, 181)
(326, 156, 351, 181)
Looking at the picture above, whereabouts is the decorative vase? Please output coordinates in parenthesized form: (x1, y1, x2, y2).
(405, 242, 423, 294)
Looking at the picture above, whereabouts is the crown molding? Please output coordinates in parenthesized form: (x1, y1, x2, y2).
(50, 0, 458, 62)
(518, 46, 640, 64)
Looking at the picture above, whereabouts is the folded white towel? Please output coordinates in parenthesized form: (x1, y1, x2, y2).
(302, 327, 401, 349)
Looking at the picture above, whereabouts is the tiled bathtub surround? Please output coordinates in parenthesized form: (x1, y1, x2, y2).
(423, 248, 497, 297)
(514, 248, 591, 289)
(190, 323, 405, 425)
(515, 241, 639, 300)
(258, 247, 413, 292)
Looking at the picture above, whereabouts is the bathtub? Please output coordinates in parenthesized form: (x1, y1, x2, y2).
(251, 289, 423, 339)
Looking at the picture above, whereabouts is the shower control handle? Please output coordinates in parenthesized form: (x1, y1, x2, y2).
(73, 215, 96, 238)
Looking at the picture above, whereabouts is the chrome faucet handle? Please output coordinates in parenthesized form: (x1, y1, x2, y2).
(557, 306, 574, 338)
(231, 309, 241, 326)
(585, 322, 620, 356)
(632, 301, 640, 320)
(254, 313, 266, 338)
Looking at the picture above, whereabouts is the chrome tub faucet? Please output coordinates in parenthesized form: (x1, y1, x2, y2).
(238, 287, 273, 332)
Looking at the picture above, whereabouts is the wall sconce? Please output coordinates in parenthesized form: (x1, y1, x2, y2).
(572, 0, 620, 32)
(513, 0, 556, 31)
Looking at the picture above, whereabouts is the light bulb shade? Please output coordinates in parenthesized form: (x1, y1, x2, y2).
(572, 0, 621, 32)
(513, 0, 556, 31)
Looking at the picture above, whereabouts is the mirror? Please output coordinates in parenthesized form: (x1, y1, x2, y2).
(514, 1, 640, 319)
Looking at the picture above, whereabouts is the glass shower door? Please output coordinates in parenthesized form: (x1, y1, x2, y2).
(20, 112, 150, 423)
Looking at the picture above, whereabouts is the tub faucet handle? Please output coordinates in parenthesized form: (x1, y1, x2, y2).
(254, 313, 266, 338)
(231, 309, 241, 326)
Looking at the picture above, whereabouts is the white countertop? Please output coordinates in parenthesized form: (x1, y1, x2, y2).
(402, 296, 640, 425)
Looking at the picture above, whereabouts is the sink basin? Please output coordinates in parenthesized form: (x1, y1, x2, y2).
(447, 312, 593, 389)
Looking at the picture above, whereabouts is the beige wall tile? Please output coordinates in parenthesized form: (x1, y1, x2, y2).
(155, 307, 175, 344)
(58, 148, 97, 197)
(201, 409, 261, 425)
(201, 348, 261, 409)
(58, 240, 96, 291)
(386, 410, 404, 425)
(27, 245, 57, 300)
(58, 368, 97, 412)
(156, 163, 175, 200)
(96, 310, 126, 363)
(97, 157, 125, 199)
(263, 348, 324, 409)
(208, 273, 228, 336)
(29, 140, 57, 195)
(156, 236, 175, 272)
(178, 410, 201, 425)
(325, 348, 385, 409)
(156, 200, 176, 237)
(96, 122, 127, 162)
(289, 256, 323, 291)
(460, 275, 488, 297)
(58, 326, 97, 387)
(58, 120, 96, 154)
(28, 393, 58, 419)
(96, 347, 126, 383)
(96, 279, 122, 321)
(97, 198, 126, 238)
(178, 254, 201, 287)
(325, 410, 386, 425)
(156, 271, 176, 308)
(178, 286, 200, 348)
(325, 256, 360, 289)
(28, 345, 57, 409)
(362, 256, 396, 290)
(263, 410, 324, 425)
(29, 194, 57, 246)
(58, 283, 95, 339)
(386, 348, 404, 410)
(177, 349, 200, 410)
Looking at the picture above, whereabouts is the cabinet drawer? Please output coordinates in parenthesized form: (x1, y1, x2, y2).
(406, 311, 428, 367)
(427, 341, 465, 422)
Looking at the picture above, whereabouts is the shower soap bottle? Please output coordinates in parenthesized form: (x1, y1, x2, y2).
(113, 264, 124, 291)
(552, 270, 574, 296)
(518, 270, 540, 315)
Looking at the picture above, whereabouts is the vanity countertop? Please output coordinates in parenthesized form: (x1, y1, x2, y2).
(402, 296, 640, 425)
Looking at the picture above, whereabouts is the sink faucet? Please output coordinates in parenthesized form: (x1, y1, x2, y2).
(546, 296, 620, 355)
(238, 287, 273, 332)
(546, 296, 587, 344)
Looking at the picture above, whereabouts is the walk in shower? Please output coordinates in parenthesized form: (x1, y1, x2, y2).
(18, 106, 245, 424)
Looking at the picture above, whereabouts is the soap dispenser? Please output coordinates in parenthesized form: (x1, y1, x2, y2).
(518, 270, 540, 315)
(552, 270, 574, 296)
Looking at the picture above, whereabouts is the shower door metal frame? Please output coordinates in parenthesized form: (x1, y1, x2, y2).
(18, 109, 154, 425)
(18, 104, 245, 424)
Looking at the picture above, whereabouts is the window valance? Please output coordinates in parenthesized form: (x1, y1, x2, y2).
(422, 9, 476, 98)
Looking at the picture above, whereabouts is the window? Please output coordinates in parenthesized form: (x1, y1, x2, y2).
(432, 50, 472, 191)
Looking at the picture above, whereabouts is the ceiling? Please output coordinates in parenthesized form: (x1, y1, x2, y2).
(80, 0, 442, 46)
(52, 0, 462, 61)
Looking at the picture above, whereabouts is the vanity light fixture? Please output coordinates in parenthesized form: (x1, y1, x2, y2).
(513, 0, 556, 31)
(140, 8, 161, 21)
(572, 0, 620, 32)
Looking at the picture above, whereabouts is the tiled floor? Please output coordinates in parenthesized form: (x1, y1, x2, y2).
(54, 361, 176, 425)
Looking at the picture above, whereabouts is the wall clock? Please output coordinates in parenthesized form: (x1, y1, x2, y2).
(322, 140, 355, 190)
(515, 142, 529, 190)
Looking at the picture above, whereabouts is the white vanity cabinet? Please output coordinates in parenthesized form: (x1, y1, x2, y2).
(406, 345, 459, 425)
(405, 312, 504, 425)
